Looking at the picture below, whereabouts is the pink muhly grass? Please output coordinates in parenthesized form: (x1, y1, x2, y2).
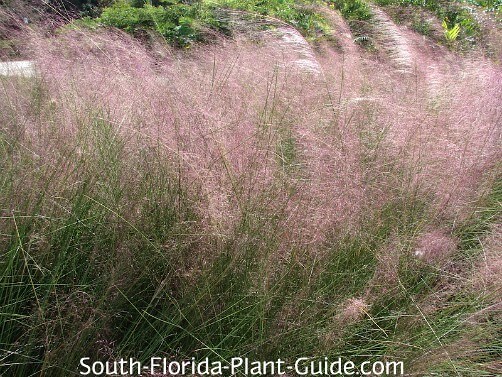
(414, 229, 457, 264)
(471, 223, 502, 297)
(339, 297, 368, 323)
(7, 24, 501, 248)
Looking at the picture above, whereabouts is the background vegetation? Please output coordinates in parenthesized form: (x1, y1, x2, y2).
(66, 0, 500, 49)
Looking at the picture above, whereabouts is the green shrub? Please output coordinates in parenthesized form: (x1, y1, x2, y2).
(411, 16, 432, 36)
(96, 0, 331, 45)
(465, 0, 501, 11)
(98, 1, 221, 46)
(330, 0, 372, 21)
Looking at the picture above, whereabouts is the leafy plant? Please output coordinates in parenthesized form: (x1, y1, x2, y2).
(442, 19, 460, 42)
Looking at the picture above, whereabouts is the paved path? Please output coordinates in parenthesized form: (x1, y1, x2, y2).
(0, 60, 36, 77)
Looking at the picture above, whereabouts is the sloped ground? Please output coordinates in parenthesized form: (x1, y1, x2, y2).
(0, 2, 501, 376)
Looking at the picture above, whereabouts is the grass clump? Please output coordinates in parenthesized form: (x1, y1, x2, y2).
(0, 90, 201, 373)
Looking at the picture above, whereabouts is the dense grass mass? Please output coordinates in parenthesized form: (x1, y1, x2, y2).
(1, 0, 501, 376)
